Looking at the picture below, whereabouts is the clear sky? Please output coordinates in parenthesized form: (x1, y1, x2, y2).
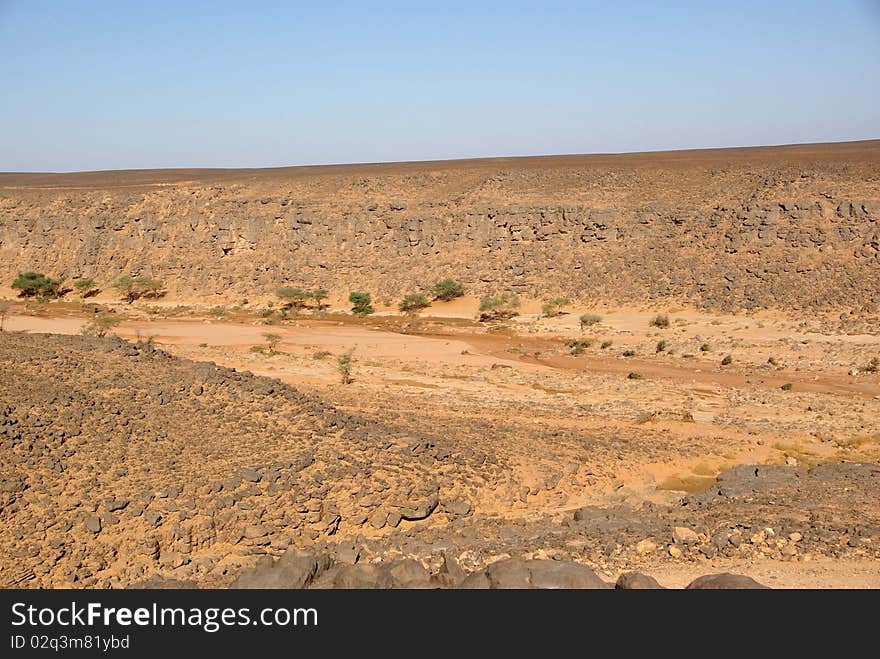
(1, 0, 879, 172)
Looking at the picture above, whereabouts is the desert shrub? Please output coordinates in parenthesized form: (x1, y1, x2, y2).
(721, 354, 733, 366)
(349, 292, 374, 316)
(567, 339, 592, 355)
(649, 314, 670, 328)
(542, 297, 570, 318)
(767, 356, 779, 366)
(780, 383, 793, 391)
(113, 275, 165, 303)
(431, 278, 465, 302)
(622, 349, 636, 357)
(478, 293, 520, 321)
(80, 313, 120, 338)
(700, 343, 710, 352)
(262, 332, 282, 354)
(311, 289, 329, 309)
(627, 372, 642, 380)
(73, 277, 99, 297)
(656, 340, 668, 353)
(579, 313, 601, 329)
(12, 272, 63, 299)
(862, 356, 880, 373)
(277, 287, 311, 310)
(313, 350, 332, 360)
(337, 351, 354, 384)
(601, 340, 612, 349)
(399, 293, 430, 314)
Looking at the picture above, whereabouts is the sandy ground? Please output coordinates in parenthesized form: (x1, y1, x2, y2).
(4, 301, 880, 587)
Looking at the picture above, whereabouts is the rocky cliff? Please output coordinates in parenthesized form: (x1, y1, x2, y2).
(2, 140, 879, 311)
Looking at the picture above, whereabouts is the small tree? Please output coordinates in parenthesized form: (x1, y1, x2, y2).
(399, 293, 430, 314)
(349, 292, 374, 316)
(311, 288, 329, 310)
(431, 278, 465, 302)
(80, 313, 121, 338)
(113, 275, 165, 303)
(541, 296, 570, 318)
(277, 287, 311, 311)
(337, 351, 354, 384)
(579, 313, 601, 329)
(12, 272, 62, 299)
(262, 332, 282, 354)
(478, 293, 520, 321)
(73, 278, 99, 298)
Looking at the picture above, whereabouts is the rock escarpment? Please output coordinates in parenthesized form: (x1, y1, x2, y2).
(1, 141, 879, 311)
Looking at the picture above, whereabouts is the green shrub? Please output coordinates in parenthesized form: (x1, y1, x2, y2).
(700, 343, 710, 352)
(780, 383, 793, 391)
(721, 354, 733, 366)
(313, 350, 331, 360)
(649, 314, 670, 328)
(431, 278, 465, 302)
(542, 297, 570, 318)
(478, 293, 520, 321)
(113, 275, 165, 303)
(311, 289, 329, 309)
(579, 313, 601, 329)
(399, 293, 430, 314)
(349, 292, 374, 316)
(73, 277, 98, 297)
(276, 287, 311, 310)
(627, 372, 642, 380)
(863, 356, 880, 373)
(622, 349, 636, 357)
(656, 340, 668, 353)
(601, 340, 612, 349)
(12, 272, 63, 299)
(767, 356, 778, 366)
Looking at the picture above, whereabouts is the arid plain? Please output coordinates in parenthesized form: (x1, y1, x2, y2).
(1, 141, 879, 588)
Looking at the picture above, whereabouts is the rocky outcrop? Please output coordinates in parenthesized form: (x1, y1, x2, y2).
(1, 141, 879, 311)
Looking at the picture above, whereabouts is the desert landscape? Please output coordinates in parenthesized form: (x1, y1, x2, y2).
(1, 141, 879, 588)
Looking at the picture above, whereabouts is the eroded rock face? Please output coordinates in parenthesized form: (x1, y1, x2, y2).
(1, 143, 879, 312)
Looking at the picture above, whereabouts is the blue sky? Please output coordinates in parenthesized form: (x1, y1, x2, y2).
(1, 1, 878, 171)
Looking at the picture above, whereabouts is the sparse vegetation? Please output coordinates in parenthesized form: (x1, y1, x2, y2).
(541, 296, 570, 318)
(313, 350, 332, 360)
(627, 372, 643, 380)
(80, 313, 121, 338)
(398, 293, 430, 314)
(601, 340, 612, 349)
(863, 357, 880, 373)
(767, 356, 779, 366)
(276, 287, 311, 310)
(262, 332, 282, 354)
(12, 272, 63, 299)
(650, 314, 670, 328)
(622, 349, 636, 357)
(113, 275, 165, 303)
(73, 277, 99, 297)
(349, 292, 374, 316)
(431, 278, 465, 302)
(700, 343, 710, 352)
(781, 383, 793, 391)
(579, 313, 601, 329)
(721, 354, 733, 366)
(337, 350, 354, 384)
(478, 293, 521, 321)
(567, 339, 592, 355)
(656, 340, 668, 353)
